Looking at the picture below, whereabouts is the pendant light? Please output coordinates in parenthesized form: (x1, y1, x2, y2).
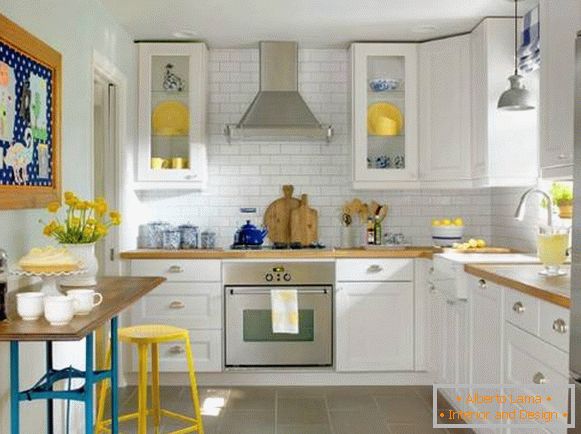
(497, 0, 535, 111)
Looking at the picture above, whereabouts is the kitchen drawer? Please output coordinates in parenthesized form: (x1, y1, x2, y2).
(504, 288, 540, 336)
(130, 329, 222, 373)
(504, 323, 569, 431)
(131, 259, 221, 282)
(539, 301, 570, 353)
(336, 259, 413, 282)
(132, 282, 222, 329)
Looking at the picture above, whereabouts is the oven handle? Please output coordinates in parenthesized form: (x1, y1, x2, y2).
(228, 288, 330, 295)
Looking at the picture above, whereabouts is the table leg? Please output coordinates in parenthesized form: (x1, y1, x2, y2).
(110, 316, 119, 434)
(10, 341, 19, 434)
(85, 333, 94, 434)
(46, 341, 54, 434)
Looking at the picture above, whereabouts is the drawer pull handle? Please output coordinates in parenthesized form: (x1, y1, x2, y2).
(169, 345, 185, 355)
(533, 372, 547, 384)
(552, 318, 568, 334)
(558, 154, 569, 160)
(428, 283, 436, 293)
(169, 301, 185, 309)
(478, 279, 487, 289)
(512, 302, 525, 314)
(367, 264, 383, 273)
(428, 267, 434, 275)
(168, 265, 184, 273)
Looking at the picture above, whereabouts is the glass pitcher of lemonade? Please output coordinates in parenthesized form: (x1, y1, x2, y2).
(537, 226, 570, 276)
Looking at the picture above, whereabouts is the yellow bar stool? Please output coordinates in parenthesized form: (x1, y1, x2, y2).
(95, 324, 204, 434)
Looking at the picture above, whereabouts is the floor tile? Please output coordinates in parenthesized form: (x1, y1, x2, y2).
(277, 397, 329, 425)
(329, 409, 391, 434)
(219, 410, 275, 434)
(226, 387, 276, 411)
(375, 394, 433, 424)
(276, 386, 328, 398)
(277, 423, 332, 434)
(388, 423, 450, 434)
(326, 393, 377, 411)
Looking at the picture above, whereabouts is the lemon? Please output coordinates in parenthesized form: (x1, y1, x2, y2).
(442, 219, 451, 226)
(476, 239, 487, 248)
(468, 238, 478, 248)
(432, 219, 441, 227)
(453, 217, 464, 226)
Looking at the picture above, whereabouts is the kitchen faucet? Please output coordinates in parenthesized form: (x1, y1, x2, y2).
(514, 188, 553, 228)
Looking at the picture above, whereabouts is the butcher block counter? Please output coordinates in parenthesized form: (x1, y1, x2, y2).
(465, 263, 571, 308)
(120, 246, 440, 260)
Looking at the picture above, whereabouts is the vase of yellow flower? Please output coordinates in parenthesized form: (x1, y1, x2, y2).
(42, 192, 122, 287)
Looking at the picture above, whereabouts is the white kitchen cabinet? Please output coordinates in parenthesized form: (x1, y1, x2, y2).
(136, 43, 208, 189)
(414, 259, 432, 371)
(350, 43, 419, 188)
(470, 18, 539, 187)
(419, 35, 472, 183)
(428, 283, 446, 383)
(129, 259, 223, 372)
(539, 0, 581, 179)
(336, 281, 414, 371)
(469, 277, 503, 386)
(442, 298, 469, 394)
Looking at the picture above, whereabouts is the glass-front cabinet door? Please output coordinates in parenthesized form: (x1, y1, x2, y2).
(350, 44, 418, 188)
(137, 43, 207, 187)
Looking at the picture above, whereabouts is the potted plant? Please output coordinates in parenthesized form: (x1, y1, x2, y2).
(550, 182, 573, 219)
(41, 192, 121, 286)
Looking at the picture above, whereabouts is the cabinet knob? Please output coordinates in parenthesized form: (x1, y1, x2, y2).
(367, 264, 383, 273)
(184, 174, 198, 180)
(512, 301, 525, 314)
(169, 345, 185, 355)
(446, 299, 456, 306)
(558, 154, 569, 160)
(533, 372, 547, 384)
(428, 282, 436, 293)
(169, 301, 185, 309)
(478, 279, 487, 289)
(168, 265, 184, 273)
(552, 318, 568, 334)
(428, 267, 434, 275)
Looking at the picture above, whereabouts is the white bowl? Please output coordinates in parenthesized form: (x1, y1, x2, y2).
(432, 226, 464, 247)
(16, 292, 45, 321)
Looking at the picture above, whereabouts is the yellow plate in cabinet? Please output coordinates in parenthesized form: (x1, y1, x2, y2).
(152, 100, 189, 136)
(367, 102, 403, 136)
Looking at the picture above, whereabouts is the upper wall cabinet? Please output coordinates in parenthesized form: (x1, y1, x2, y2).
(419, 35, 471, 183)
(350, 44, 419, 189)
(136, 43, 208, 189)
(539, 0, 581, 179)
(470, 18, 539, 187)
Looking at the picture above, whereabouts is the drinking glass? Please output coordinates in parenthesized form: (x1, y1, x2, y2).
(537, 226, 570, 276)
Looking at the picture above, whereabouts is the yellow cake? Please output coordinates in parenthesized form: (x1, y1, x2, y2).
(18, 246, 80, 273)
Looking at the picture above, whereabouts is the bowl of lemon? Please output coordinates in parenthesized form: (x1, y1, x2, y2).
(431, 217, 464, 247)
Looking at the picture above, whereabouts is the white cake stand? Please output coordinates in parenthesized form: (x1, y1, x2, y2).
(10, 267, 88, 295)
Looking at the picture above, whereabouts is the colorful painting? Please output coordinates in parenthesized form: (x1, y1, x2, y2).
(0, 13, 61, 208)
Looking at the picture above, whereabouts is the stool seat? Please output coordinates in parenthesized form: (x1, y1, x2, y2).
(119, 324, 188, 344)
(96, 324, 204, 434)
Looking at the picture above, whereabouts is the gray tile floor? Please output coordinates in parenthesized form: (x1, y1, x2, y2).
(107, 385, 474, 433)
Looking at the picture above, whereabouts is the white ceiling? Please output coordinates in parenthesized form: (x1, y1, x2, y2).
(99, 0, 538, 48)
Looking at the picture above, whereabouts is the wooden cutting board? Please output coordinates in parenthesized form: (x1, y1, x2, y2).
(290, 194, 318, 246)
(263, 185, 300, 244)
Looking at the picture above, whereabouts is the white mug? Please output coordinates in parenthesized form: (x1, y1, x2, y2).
(16, 292, 45, 321)
(44, 295, 75, 326)
(66, 289, 103, 316)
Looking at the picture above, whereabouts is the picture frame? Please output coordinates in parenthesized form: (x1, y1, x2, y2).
(0, 13, 61, 209)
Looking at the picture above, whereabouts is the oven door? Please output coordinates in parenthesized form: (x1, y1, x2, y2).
(225, 285, 333, 367)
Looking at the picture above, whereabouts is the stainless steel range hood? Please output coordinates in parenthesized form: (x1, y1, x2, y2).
(225, 41, 333, 142)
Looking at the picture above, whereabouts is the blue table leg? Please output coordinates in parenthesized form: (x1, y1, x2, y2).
(110, 316, 119, 434)
(85, 333, 94, 434)
(10, 341, 19, 434)
(46, 341, 54, 434)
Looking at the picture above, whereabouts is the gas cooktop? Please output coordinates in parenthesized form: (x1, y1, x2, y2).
(230, 242, 327, 250)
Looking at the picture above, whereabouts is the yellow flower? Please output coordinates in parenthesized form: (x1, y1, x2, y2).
(76, 201, 90, 211)
(95, 223, 108, 237)
(43, 221, 60, 236)
(94, 201, 108, 216)
(64, 192, 75, 200)
(95, 196, 106, 204)
(69, 217, 81, 227)
(109, 211, 122, 226)
(87, 218, 96, 226)
(83, 226, 94, 237)
(64, 193, 78, 207)
(47, 201, 60, 213)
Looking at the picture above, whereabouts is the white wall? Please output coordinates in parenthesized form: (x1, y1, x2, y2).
(135, 48, 493, 248)
(0, 1, 137, 432)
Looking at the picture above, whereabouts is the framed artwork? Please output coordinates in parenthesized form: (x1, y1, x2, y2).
(0, 13, 61, 209)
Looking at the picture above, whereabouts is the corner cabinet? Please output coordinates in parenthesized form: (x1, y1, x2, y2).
(350, 44, 419, 189)
(136, 43, 208, 190)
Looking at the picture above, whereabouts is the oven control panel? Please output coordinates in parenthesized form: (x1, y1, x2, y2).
(265, 266, 291, 282)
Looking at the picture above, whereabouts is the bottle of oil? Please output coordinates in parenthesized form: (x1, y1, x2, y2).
(374, 216, 382, 245)
(0, 249, 8, 321)
(366, 217, 375, 245)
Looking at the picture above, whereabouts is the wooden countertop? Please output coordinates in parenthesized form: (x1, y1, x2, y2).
(465, 264, 571, 308)
(0, 276, 166, 342)
(120, 247, 440, 260)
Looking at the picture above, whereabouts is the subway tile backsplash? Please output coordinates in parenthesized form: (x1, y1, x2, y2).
(136, 48, 538, 250)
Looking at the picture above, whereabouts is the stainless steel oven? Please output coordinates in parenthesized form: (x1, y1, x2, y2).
(224, 261, 334, 367)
